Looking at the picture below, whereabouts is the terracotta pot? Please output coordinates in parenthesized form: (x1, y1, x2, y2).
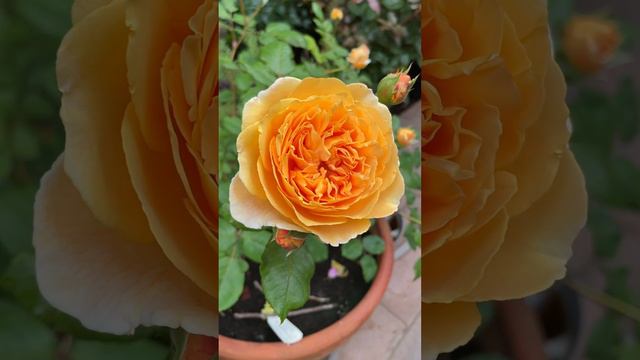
(219, 219, 395, 360)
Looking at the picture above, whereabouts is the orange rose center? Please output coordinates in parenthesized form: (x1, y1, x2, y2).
(269, 97, 378, 208)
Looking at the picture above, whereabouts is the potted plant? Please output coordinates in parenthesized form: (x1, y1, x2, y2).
(218, 2, 421, 358)
(219, 219, 395, 360)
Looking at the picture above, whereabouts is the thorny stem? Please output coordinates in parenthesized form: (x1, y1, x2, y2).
(565, 279, 640, 323)
(229, 1, 265, 61)
(233, 303, 337, 320)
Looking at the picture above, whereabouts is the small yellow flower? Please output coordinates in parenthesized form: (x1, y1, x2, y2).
(347, 44, 371, 70)
(564, 15, 621, 74)
(396, 127, 416, 147)
(330, 7, 343, 21)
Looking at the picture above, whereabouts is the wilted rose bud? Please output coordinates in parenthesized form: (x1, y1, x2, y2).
(564, 15, 621, 74)
(347, 44, 371, 70)
(274, 229, 305, 251)
(330, 8, 344, 21)
(396, 127, 416, 147)
(376, 66, 417, 106)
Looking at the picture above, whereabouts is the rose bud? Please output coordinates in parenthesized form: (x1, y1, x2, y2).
(376, 66, 416, 106)
(397, 127, 416, 147)
(330, 8, 344, 21)
(564, 15, 621, 74)
(347, 44, 371, 70)
(274, 229, 305, 251)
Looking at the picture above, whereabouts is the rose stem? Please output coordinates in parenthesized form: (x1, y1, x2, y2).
(233, 303, 337, 320)
(496, 299, 547, 360)
(565, 279, 640, 323)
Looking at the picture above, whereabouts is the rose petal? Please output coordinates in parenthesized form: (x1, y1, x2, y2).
(463, 153, 587, 301)
(34, 156, 216, 336)
(58, 0, 154, 244)
(422, 302, 480, 360)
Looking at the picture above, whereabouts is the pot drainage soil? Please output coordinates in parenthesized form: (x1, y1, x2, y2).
(220, 245, 372, 342)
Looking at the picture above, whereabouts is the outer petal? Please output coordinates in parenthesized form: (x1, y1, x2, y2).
(122, 105, 216, 297)
(463, 152, 587, 300)
(34, 157, 216, 336)
(58, 0, 154, 244)
(422, 302, 480, 360)
(241, 77, 302, 129)
(229, 175, 304, 232)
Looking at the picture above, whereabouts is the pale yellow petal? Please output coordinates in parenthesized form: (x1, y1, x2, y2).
(422, 302, 480, 359)
(463, 153, 587, 301)
(121, 105, 216, 297)
(241, 77, 302, 129)
(34, 157, 216, 336)
(58, 0, 153, 244)
(229, 175, 304, 232)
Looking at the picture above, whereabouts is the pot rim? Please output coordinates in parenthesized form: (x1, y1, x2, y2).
(219, 219, 396, 360)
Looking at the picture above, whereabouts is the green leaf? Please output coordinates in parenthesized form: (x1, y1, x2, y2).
(0, 299, 56, 360)
(604, 267, 635, 304)
(614, 77, 639, 142)
(588, 205, 621, 259)
(71, 339, 168, 360)
(221, 0, 238, 14)
(362, 235, 385, 255)
(12, 123, 39, 160)
(219, 219, 236, 254)
(381, 0, 404, 10)
(413, 258, 421, 280)
(302, 234, 328, 263)
(219, 255, 249, 311)
(260, 42, 295, 75)
(304, 35, 324, 64)
(359, 255, 378, 283)
(405, 223, 420, 250)
(15, 0, 72, 37)
(240, 230, 272, 264)
(341, 238, 363, 260)
(0, 186, 36, 255)
(243, 62, 276, 86)
(260, 241, 315, 320)
(619, 344, 640, 360)
(0, 253, 40, 310)
(0, 149, 10, 180)
(587, 313, 621, 360)
(311, 2, 324, 20)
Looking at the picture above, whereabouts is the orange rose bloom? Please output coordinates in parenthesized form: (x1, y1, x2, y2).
(564, 15, 621, 74)
(230, 77, 404, 245)
(422, 0, 587, 357)
(33, 0, 217, 336)
(347, 44, 372, 70)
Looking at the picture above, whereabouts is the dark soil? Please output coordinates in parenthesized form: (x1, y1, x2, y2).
(219, 246, 372, 342)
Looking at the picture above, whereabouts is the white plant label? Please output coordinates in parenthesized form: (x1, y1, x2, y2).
(267, 316, 303, 345)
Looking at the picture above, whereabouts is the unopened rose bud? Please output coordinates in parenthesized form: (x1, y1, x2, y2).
(347, 44, 371, 70)
(274, 229, 305, 251)
(564, 15, 621, 74)
(330, 8, 344, 21)
(396, 127, 416, 147)
(376, 66, 417, 106)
